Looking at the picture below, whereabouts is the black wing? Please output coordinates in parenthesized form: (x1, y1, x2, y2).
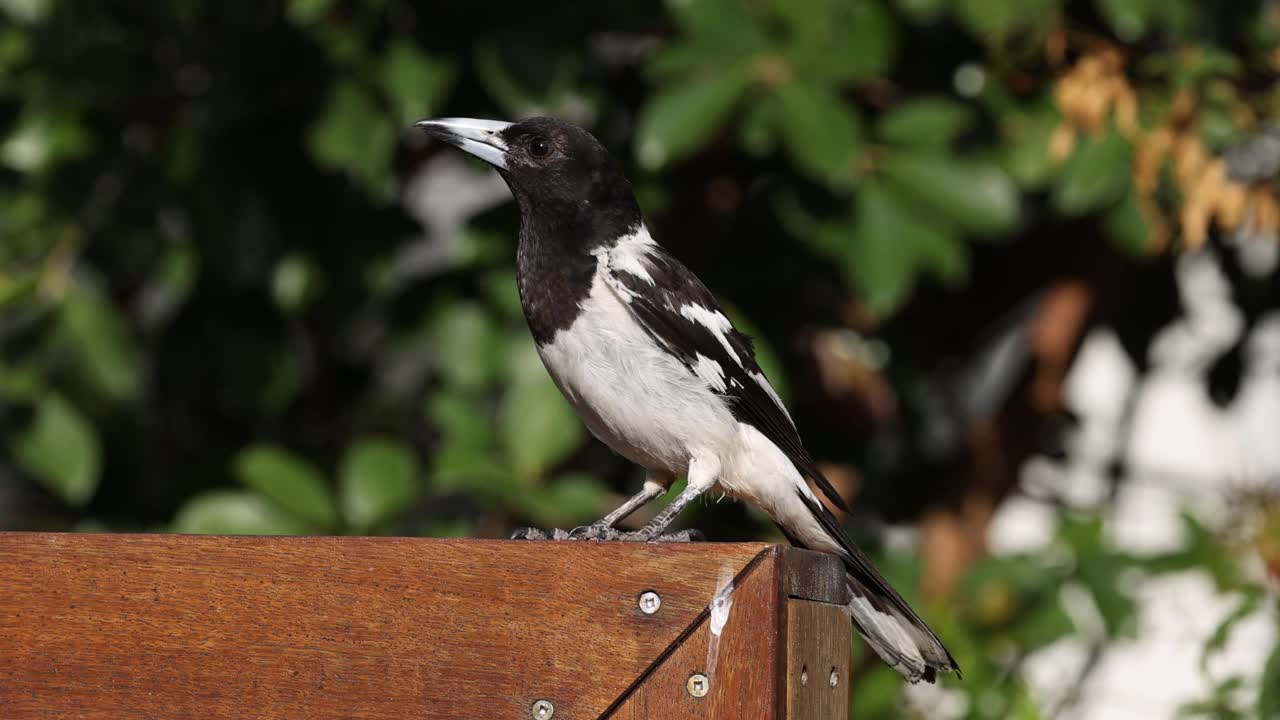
(603, 243, 850, 514)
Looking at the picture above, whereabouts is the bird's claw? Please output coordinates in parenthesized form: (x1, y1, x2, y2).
(508, 525, 705, 542)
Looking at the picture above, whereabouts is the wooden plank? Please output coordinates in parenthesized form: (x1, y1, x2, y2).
(604, 547, 782, 719)
(0, 533, 771, 720)
(777, 547, 850, 606)
(785, 599, 852, 719)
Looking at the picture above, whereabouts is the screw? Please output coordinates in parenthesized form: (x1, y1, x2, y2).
(638, 591, 662, 615)
(686, 673, 709, 698)
(829, 668, 839, 688)
(531, 699, 554, 719)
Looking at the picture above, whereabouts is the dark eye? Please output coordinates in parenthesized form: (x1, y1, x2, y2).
(529, 138, 551, 158)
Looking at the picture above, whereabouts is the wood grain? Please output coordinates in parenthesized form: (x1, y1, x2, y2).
(604, 547, 780, 719)
(785, 600, 852, 719)
(605, 547, 853, 719)
(0, 534, 772, 720)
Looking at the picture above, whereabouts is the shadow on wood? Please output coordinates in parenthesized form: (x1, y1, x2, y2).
(0, 534, 852, 719)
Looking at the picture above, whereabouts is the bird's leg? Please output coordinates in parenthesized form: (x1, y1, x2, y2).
(510, 474, 671, 541)
(570, 474, 670, 539)
(615, 456, 719, 542)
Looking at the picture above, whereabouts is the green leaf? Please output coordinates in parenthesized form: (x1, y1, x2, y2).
(522, 472, 605, 526)
(1001, 106, 1060, 189)
(379, 41, 453, 124)
(1260, 643, 1280, 719)
(955, 0, 1059, 43)
(849, 666, 902, 717)
(739, 93, 783, 156)
(9, 391, 100, 506)
(233, 445, 337, 528)
(285, 0, 335, 24)
(1103, 190, 1151, 256)
(1200, 590, 1262, 671)
(0, 109, 89, 173)
(877, 97, 974, 150)
(665, 0, 771, 59)
(427, 390, 520, 502)
(635, 65, 752, 169)
(896, 0, 948, 23)
(500, 336, 584, 480)
(788, 0, 897, 84)
(307, 80, 395, 199)
(847, 183, 967, 315)
(171, 490, 313, 535)
(1052, 128, 1133, 215)
(271, 253, 324, 313)
(776, 82, 863, 185)
(58, 282, 140, 402)
(883, 153, 1020, 235)
(430, 302, 501, 391)
(1095, 0, 1158, 41)
(339, 437, 422, 530)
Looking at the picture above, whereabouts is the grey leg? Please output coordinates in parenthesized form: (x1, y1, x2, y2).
(620, 456, 720, 542)
(510, 473, 671, 541)
(595, 475, 670, 528)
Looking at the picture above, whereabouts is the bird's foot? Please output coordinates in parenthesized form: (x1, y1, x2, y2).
(508, 525, 705, 542)
(608, 527, 706, 543)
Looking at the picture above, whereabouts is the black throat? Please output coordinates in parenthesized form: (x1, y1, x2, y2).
(512, 185, 642, 346)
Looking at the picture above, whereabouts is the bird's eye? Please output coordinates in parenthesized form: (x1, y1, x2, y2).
(529, 138, 551, 159)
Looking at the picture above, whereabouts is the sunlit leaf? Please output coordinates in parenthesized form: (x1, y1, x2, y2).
(171, 490, 313, 535)
(1052, 128, 1132, 215)
(847, 182, 967, 314)
(430, 302, 501, 391)
(379, 41, 453, 124)
(635, 65, 752, 169)
(339, 437, 422, 530)
(1001, 107, 1060, 189)
(499, 336, 583, 481)
(522, 472, 605, 526)
(883, 152, 1020, 235)
(878, 97, 974, 150)
(9, 391, 100, 506)
(1096, 0, 1158, 41)
(777, 82, 863, 185)
(271, 253, 324, 313)
(233, 444, 337, 528)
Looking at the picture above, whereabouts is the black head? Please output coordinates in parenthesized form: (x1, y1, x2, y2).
(416, 116, 641, 245)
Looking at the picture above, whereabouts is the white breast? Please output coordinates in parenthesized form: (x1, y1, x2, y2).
(535, 271, 738, 475)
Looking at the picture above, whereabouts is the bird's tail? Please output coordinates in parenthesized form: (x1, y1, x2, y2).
(793, 489, 959, 683)
(844, 557, 958, 683)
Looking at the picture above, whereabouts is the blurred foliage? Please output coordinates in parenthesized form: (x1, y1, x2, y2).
(1, 0, 1278, 716)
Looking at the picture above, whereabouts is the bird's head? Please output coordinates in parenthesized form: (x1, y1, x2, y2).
(415, 116, 639, 233)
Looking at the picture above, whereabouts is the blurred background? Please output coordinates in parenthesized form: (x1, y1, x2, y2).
(1, 0, 1278, 717)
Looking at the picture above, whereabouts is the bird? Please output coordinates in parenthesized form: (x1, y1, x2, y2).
(415, 115, 959, 683)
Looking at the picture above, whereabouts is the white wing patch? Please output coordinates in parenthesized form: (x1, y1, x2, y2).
(679, 303, 743, 367)
(597, 225, 658, 287)
(691, 353, 727, 392)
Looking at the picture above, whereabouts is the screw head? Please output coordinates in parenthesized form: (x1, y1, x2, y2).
(829, 668, 840, 688)
(800, 666, 808, 686)
(686, 673, 710, 698)
(638, 591, 662, 615)
(531, 699, 555, 719)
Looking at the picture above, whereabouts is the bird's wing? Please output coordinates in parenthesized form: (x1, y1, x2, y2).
(600, 240, 850, 514)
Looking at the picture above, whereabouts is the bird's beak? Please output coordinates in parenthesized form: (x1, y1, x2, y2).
(415, 117, 512, 170)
